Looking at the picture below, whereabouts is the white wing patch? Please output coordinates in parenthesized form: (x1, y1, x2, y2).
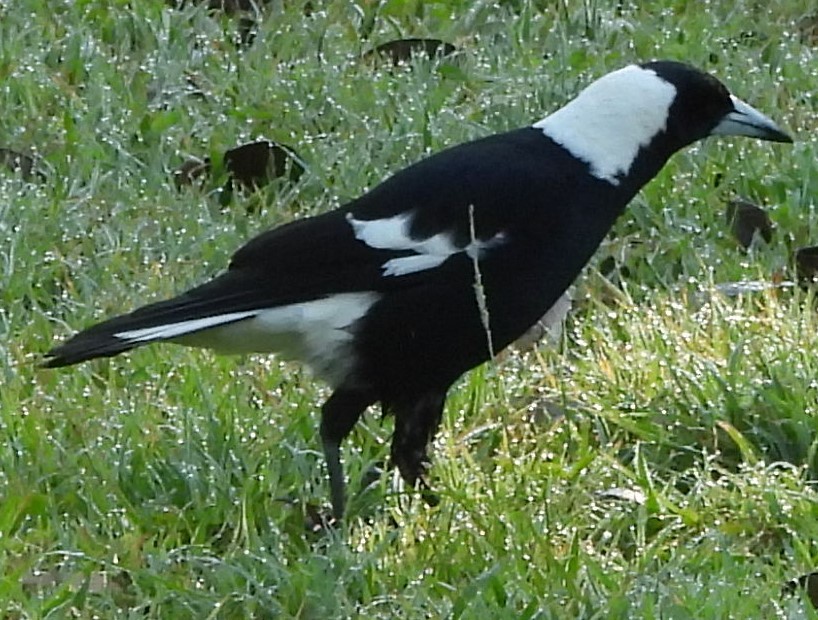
(382, 254, 448, 277)
(346, 212, 417, 251)
(347, 213, 507, 277)
(114, 310, 259, 342)
(533, 65, 677, 185)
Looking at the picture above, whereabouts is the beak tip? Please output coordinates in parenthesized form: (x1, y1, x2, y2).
(715, 96, 793, 145)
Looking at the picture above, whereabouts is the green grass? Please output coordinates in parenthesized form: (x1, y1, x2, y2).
(1, 0, 817, 616)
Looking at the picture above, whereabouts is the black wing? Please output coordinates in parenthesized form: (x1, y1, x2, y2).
(44, 128, 583, 367)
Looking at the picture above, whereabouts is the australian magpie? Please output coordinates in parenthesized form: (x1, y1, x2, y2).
(44, 61, 792, 521)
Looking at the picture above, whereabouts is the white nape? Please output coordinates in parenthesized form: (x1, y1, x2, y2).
(534, 65, 676, 185)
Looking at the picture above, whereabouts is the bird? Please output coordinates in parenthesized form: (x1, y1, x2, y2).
(43, 61, 792, 521)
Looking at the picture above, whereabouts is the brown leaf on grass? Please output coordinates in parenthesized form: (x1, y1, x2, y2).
(173, 157, 211, 189)
(725, 199, 773, 250)
(0, 148, 46, 183)
(167, 0, 280, 48)
(173, 140, 304, 192)
(794, 246, 818, 285)
(364, 38, 457, 65)
(22, 569, 132, 596)
(236, 16, 259, 47)
(168, 0, 270, 13)
(303, 501, 338, 533)
(224, 140, 304, 189)
(797, 13, 818, 45)
(783, 571, 818, 608)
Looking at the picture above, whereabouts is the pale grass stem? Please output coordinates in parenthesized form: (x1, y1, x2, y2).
(468, 203, 495, 360)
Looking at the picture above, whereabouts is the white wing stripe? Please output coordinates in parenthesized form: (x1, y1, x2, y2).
(114, 310, 259, 342)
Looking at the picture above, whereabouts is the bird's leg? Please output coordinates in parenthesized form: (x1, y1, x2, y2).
(322, 440, 346, 522)
(390, 391, 446, 507)
(319, 389, 373, 521)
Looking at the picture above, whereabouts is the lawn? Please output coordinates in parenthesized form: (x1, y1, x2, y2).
(1, 0, 817, 617)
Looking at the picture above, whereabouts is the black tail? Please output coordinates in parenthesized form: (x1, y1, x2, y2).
(43, 271, 266, 368)
(42, 312, 160, 367)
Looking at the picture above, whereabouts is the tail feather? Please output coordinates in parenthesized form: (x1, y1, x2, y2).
(43, 273, 264, 368)
(43, 314, 159, 367)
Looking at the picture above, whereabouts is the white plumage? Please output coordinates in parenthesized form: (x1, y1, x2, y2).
(534, 65, 676, 185)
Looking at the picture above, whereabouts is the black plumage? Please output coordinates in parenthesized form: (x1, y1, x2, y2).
(44, 61, 792, 520)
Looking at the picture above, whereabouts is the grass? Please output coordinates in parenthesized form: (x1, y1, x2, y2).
(1, 0, 817, 616)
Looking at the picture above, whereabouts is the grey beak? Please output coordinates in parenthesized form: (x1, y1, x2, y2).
(712, 95, 793, 143)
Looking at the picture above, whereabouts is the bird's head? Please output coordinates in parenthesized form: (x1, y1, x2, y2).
(642, 60, 792, 145)
(534, 60, 792, 186)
